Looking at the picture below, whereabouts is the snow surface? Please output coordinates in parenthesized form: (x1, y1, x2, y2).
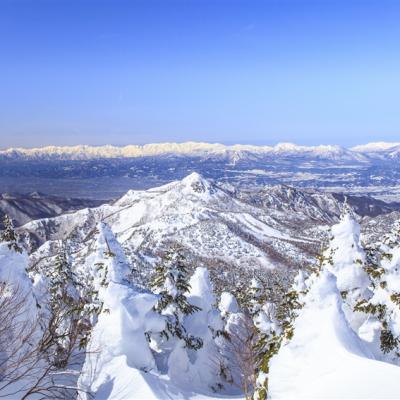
(269, 271, 400, 399)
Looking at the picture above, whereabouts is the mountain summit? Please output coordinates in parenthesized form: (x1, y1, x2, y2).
(24, 173, 329, 289)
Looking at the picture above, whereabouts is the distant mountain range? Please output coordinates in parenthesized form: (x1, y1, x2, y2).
(1, 141, 400, 161)
(0, 192, 103, 227)
(1, 141, 400, 201)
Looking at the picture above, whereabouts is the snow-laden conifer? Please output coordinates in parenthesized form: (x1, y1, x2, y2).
(321, 206, 371, 330)
(253, 271, 305, 400)
(168, 267, 228, 392)
(150, 243, 202, 349)
(356, 220, 400, 363)
(41, 246, 89, 367)
(0, 214, 22, 253)
(268, 269, 400, 398)
(78, 223, 163, 398)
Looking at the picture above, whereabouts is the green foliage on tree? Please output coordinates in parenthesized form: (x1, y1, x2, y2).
(355, 220, 400, 361)
(41, 246, 99, 367)
(236, 271, 307, 400)
(150, 243, 203, 349)
(253, 279, 304, 400)
(0, 215, 22, 253)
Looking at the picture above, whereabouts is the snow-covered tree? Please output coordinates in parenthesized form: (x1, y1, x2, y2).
(168, 267, 228, 392)
(320, 209, 371, 330)
(264, 211, 400, 398)
(0, 234, 84, 398)
(267, 267, 400, 399)
(150, 243, 202, 349)
(0, 214, 22, 253)
(40, 246, 90, 367)
(355, 220, 400, 363)
(218, 291, 256, 397)
(78, 223, 163, 398)
(237, 277, 266, 317)
(252, 270, 306, 400)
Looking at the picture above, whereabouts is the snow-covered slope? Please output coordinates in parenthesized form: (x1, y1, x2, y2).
(269, 271, 400, 399)
(22, 173, 400, 291)
(236, 185, 343, 223)
(0, 192, 102, 227)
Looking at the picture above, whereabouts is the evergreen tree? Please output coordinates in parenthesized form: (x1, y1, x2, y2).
(252, 271, 305, 400)
(0, 214, 22, 253)
(217, 291, 255, 396)
(355, 220, 400, 363)
(150, 243, 202, 349)
(237, 277, 266, 317)
(42, 246, 91, 367)
(168, 267, 228, 392)
(320, 207, 371, 329)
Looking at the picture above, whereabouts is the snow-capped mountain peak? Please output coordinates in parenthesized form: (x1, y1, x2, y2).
(178, 171, 217, 196)
(351, 142, 400, 153)
(0, 141, 389, 162)
(180, 171, 209, 187)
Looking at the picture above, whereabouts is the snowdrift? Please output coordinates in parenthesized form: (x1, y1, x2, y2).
(269, 271, 400, 399)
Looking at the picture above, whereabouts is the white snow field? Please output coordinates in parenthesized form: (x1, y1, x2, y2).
(269, 272, 400, 399)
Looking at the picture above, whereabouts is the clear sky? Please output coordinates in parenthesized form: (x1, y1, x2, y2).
(1, 0, 400, 148)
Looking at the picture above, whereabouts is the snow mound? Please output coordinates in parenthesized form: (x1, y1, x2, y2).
(326, 213, 370, 292)
(269, 271, 400, 399)
(78, 224, 164, 398)
(219, 292, 239, 316)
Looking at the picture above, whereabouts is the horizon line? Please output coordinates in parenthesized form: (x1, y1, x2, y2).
(1, 140, 400, 152)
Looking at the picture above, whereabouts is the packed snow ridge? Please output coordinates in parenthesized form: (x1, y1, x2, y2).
(1, 141, 400, 160)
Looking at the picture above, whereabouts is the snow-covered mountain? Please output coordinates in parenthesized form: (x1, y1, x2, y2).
(21, 174, 400, 289)
(351, 141, 400, 153)
(0, 192, 103, 227)
(351, 142, 400, 159)
(0, 141, 373, 161)
(24, 173, 328, 291)
(3, 140, 400, 162)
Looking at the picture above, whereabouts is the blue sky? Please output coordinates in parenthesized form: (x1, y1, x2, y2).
(1, 0, 400, 148)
